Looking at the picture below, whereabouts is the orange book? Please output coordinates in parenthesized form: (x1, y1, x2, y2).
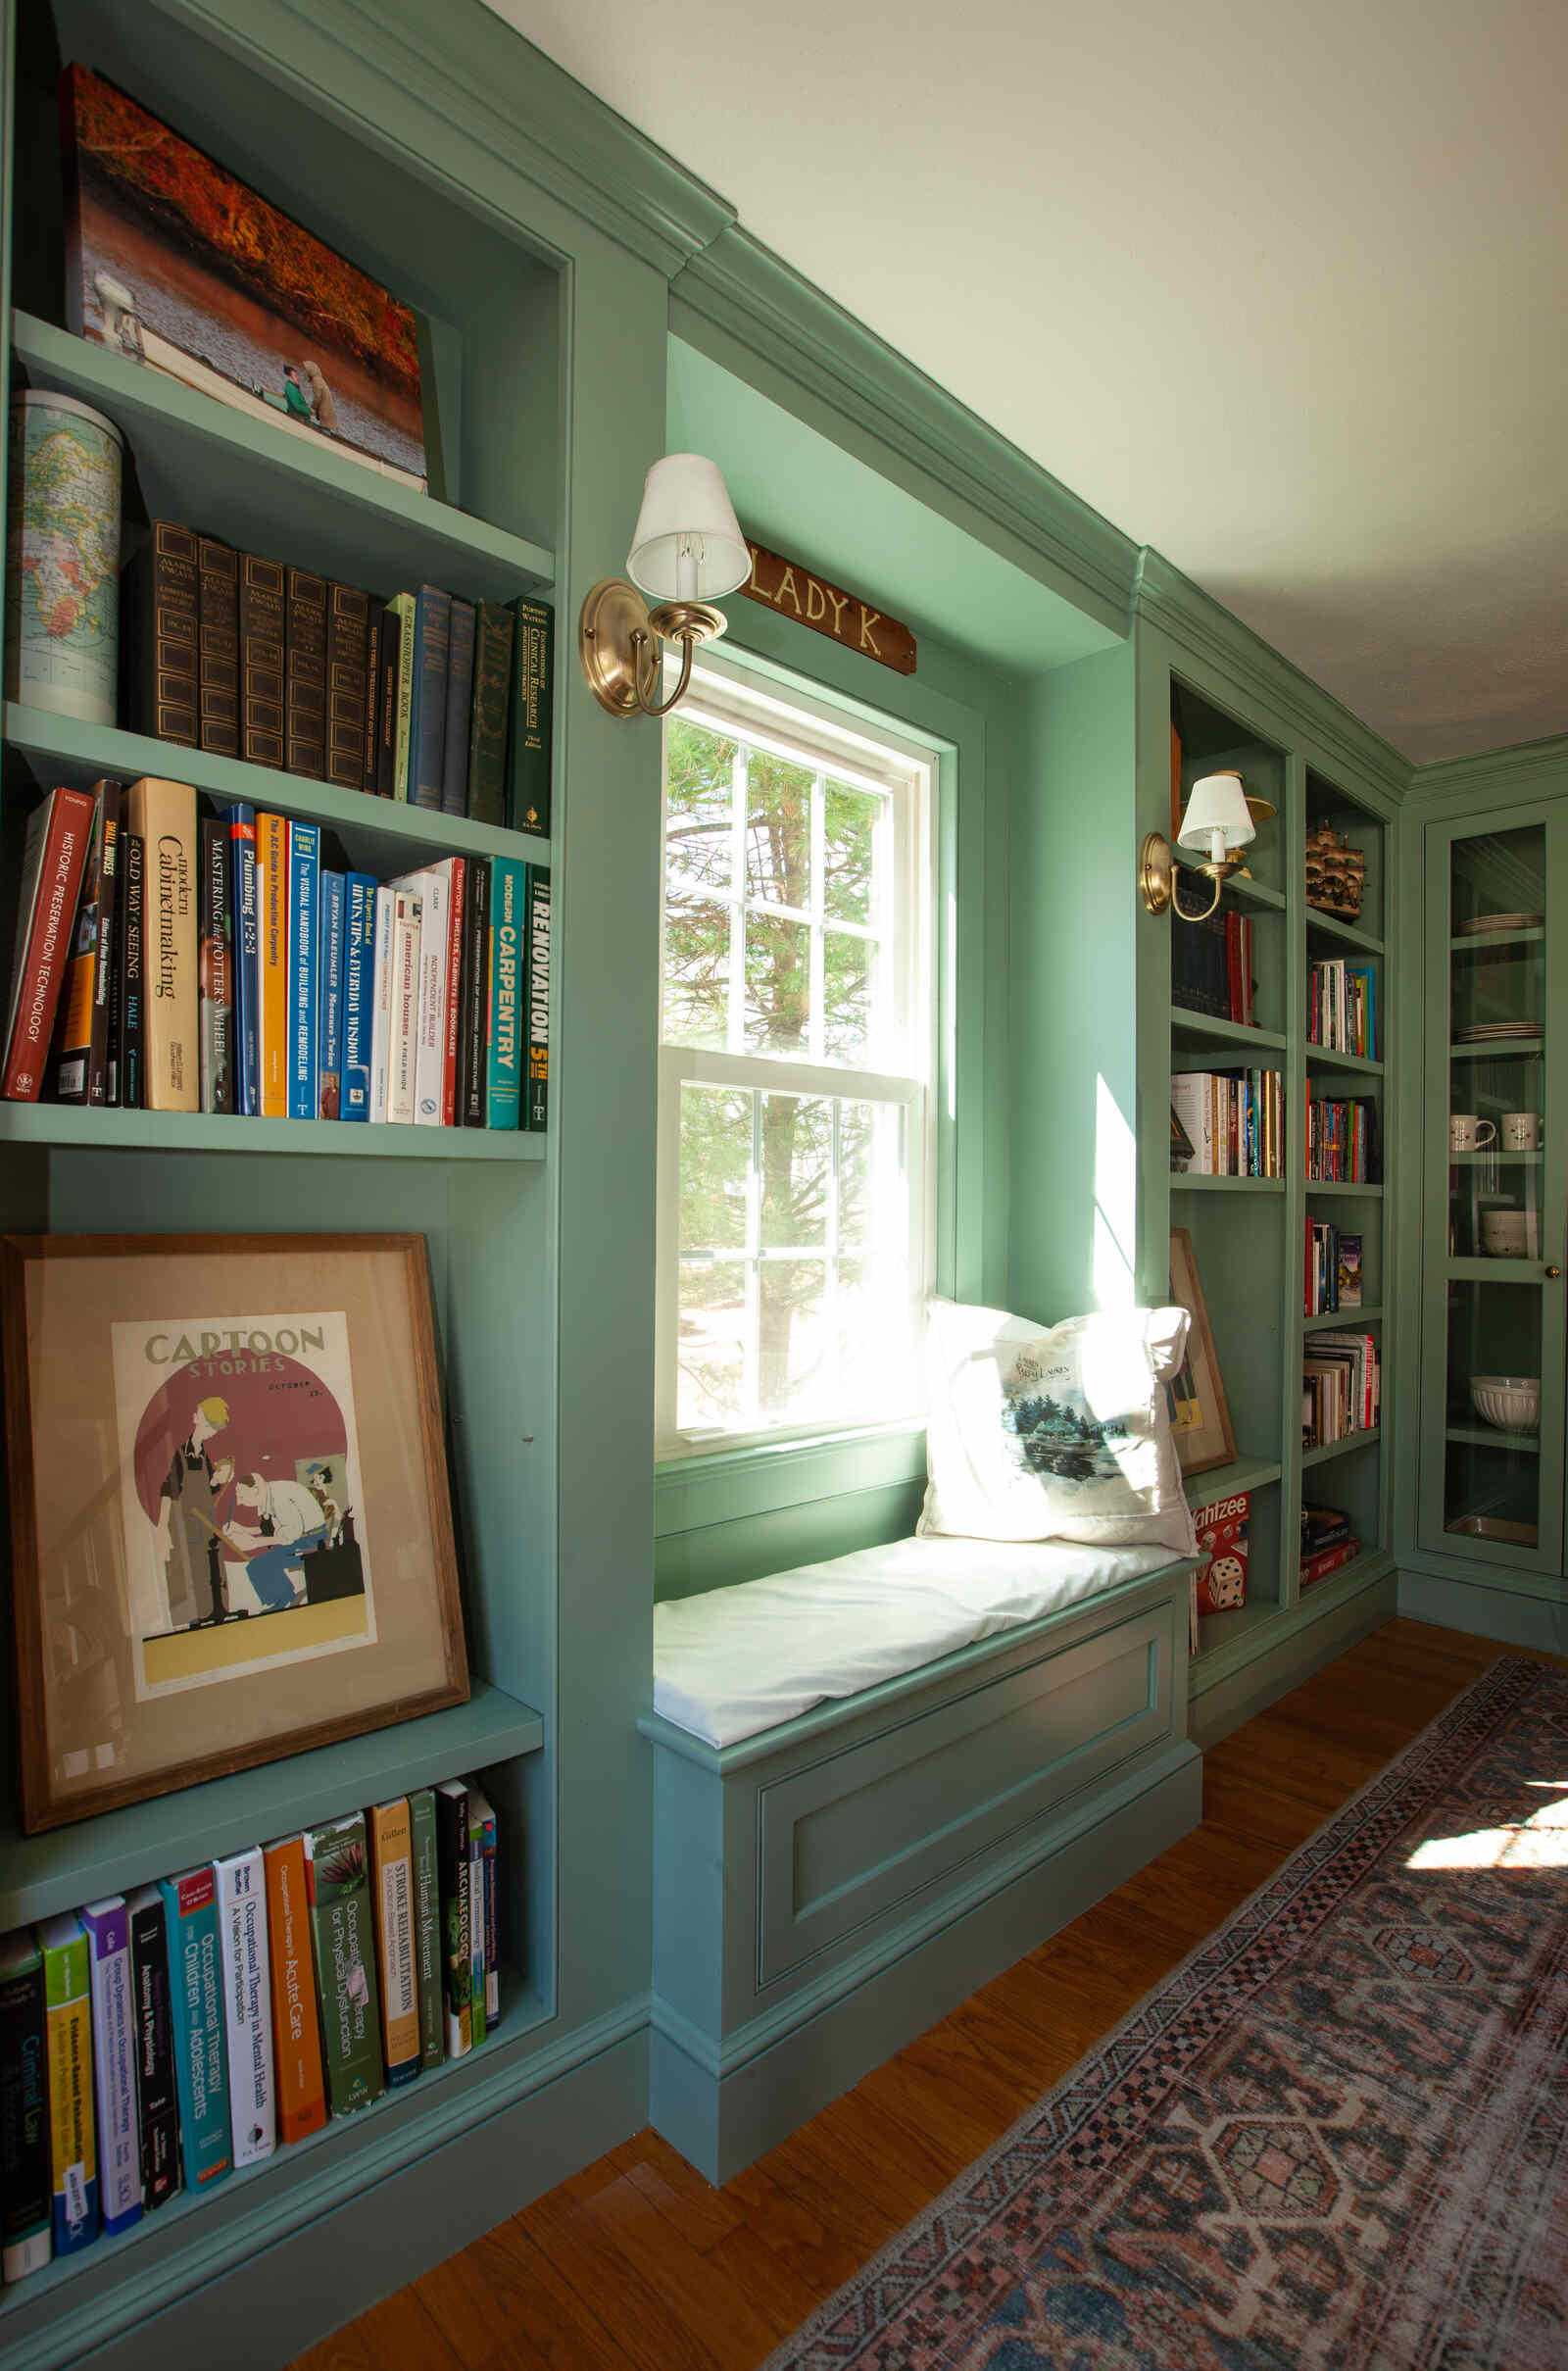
(263, 1836, 327, 2144)
(256, 813, 289, 1115)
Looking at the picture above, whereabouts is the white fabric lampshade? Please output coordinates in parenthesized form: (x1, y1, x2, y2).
(626, 454, 750, 602)
(1177, 770, 1255, 860)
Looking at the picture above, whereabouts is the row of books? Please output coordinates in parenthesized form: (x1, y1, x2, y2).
(2, 781, 550, 1129)
(1307, 958, 1377, 1060)
(130, 522, 553, 833)
(0, 1779, 498, 2282)
(1305, 1092, 1380, 1183)
(1170, 1067, 1286, 1178)
(1302, 1329, 1380, 1452)
(1300, 1501, 1362, 1587)
(1172, 907, 1257, 1027)
(1305, 1221, 1364, 1316)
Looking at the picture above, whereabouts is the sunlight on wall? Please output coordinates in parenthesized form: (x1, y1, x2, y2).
(1093, 1074, 1137, 1309)
(1406, 1787, 1568, 1870)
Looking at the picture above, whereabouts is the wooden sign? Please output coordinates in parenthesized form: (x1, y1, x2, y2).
(738, 539, 916, 676)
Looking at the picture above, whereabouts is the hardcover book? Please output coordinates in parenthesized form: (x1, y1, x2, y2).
(87, 783, 123, 1108)
(256, 811, 289, 1116)
(362, 598, 386, 793)
(441, 860, 466, 1127)
(408, 1788, 443, 2071)
(440, 596, 476, 816)
(239, 552, 286, 770)
(408, 586, 452, 813)
(42, 778, 108, 1104)
(125, 776, 198, 1111)
(213, 1849, 275, 2169)
(302, 1814, 385, 2117)
(262, 1838, 328, 2146)
(485, 856, 525, 1131)
(0, 1927, 51, 2281)
(124, 1887, 180, 2212)
(284, 567, 328, 781)
(225, 804, 260, 1115)
(318, 868, 346, 1118)
(118, 828, 145, 1110)
(326, 581, 370, 790)
(79, 1898, 142, 2235)
(434, 1779, 472, 2058)
(2, 784, 97, 1102)
(287, 820, 320, 1120)
(340, 870, 376, 1121)
(386, 592, 416, 800)
(375, 597, 401, 800)
(197, 533, 240, 759)
(158, 1866, 232, 2193)
(369, 1799, 420, 2088)
(198, 815, 234, 1113)
(123, 520, 199, 746)
(523, 864, 551, 1133)
(510, 597, 554, 835)
(37, 1912, 98, 2253)
(459, 856, 490, 1127)
(386, 864, 451, 1124)
(466, 601, 514, 826)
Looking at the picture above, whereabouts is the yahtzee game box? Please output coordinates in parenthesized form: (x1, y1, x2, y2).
(1192, 1489, 1250, 1614)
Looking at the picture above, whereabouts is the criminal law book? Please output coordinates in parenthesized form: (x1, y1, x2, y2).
(118, 829, 145, 1111)
(2, 785, 97, 1102)
(0, 1927, 51, 2281)
(439, 596, 476, 816)
(198, 815, 234, 1113)
(434, 1779, 472, 2058)
(386, 864, 452, 1125)
(318, 868, 346, 1119)
(287, 820, 320, 1120)
(124, 1887, 179, 2213)
(239, 551, 286, 769)
(124, 777, 198, 1111)
(42, 779, 107, 1103)
(256, 811, 290, 1117)
(87, 783, 122, 1107)
(408, 1788, 443, 2072)
(458, 853, 490, 1128)
(368, 1800, 420, 2089)
(158, 1866, 231, 2193)
(213, 1849, 275, 2170)
(197, 533, 240, 759)
(302, 1814, 385, 2117)
(485, 856, 525, 1131)
(38, 1913, 98, 2254)
(362, 598, 387, 793)
(466, 600, 514, 825)
(224, 804, 259, 1116)
(283, 566, 329, 781)
(124, 520, 199, 746)
(262, 1838, 328, 2146)
(523, 864, 550, 1133)
(468, 1785, 499, 2033)
(388, 888, 422, 1126)
(79, 1899, 141, 2236)
(325, 581, 369, 791)
(386, 592, 416, 800)
(340, 871, 376, 1122)
(407, 586, 452, 813)
(368, 884, 395, 1123)
(375, 596, 401, 800)
(511, 596, 554, 836)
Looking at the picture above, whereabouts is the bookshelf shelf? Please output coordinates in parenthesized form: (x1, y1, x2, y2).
(1445, 1423, 1541, 1455)
(1304, 1180, 1384, 1197)
(1300, 1426, 1381, 1470)
(1303, 1305, 1383, 1331)
(1449, 927, 1544, 952)
(1184, 1455, 1282, 1504)
(0, 1681, 544, 1931)
(1223, 874, 1287, 912)
(1170, 1010, 1289, 1052)
(1193, 1596, 1287, 1663)
(10, 312, 556, 604)
(0, 1103, 546, 1161)
(1305, 1047, 1383, 1075)
(1450, 1148, 1544, 1165)
(1449, 1038, 1544, 1060)
(1171, 1172, 1286, 1193)
(1305, 910, 1383, 955)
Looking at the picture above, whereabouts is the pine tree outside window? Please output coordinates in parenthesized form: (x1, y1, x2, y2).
(658, 661, 936, 1451)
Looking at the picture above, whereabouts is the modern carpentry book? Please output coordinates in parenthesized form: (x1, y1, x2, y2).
(262, 1838, 327, 2145)
(484, 855, 525, 1130)
(158, 1866, 232, 2193)
(37, 1912, 98, 2253)
(369, 1799, 421, 2088)
(125, 775, 199, 1111)
(302, 1814, 385, 2116)
(0, 1926, 52, 2280)
(79, 1898, 143, 2235)
(125, 1886, 180, 2211)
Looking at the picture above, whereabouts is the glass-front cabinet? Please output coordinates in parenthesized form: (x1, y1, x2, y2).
(1421, 810, 1567, 1571)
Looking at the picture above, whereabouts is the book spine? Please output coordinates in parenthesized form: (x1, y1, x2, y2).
(126, 1892, 180, 2212)
(239, 554, 286, 769)
(390, 868, 446, 1124)
(362, 599, 386, 793)
(480, 1806, 498, 2025)
(88, 785, 122, 1107)
(340, 871, 376, 1122)
(439, 597, 476, 815)
(40, 1919, 97, 2251)
(368, 886, 395, 1123)
(408, 1789, 443, 2071)
(467, 1801, 486, 2046)
(389, 889, 422, 1125)
(388, 594, 416, 800)
(225, 806, 259, 1117)
(284, 567, 329, 781)
(198, 816, 234, 1114)
(442, 859, 465, 1126)
(434, 1783, 471, 2058)
(376, 599, 401, 800)
(326, 581, 370, 791)
(3, 786, 97, 1101)
(369, 1801, 420, 2089)
(410, 587, 451, 812)
(213, 1850, 274, 2170)
(459, 855, 490, 1127)
(42, 784, 104, 1105)
(158, 1871, 231, 2192)
(510, 597, 554, 835)
(80, 1901, 141, 2234)
(127, 521, 199, 747)
(120, 830, 144, 1111)
(124, 777, 198, 1111)
(262, 1839, 328, 2146)
(318, 869, 346, 1118)
(256, 813, 289, 1117)
(197, 534, 240, 759)
(287, 822, 320, 1120)
(466, 602, 514, 827)
(485, 857, 524, 1130)
(523, 864, 551, 1132)
(0, 1939, 52, 2280)
(302, 1815, 385, 2116)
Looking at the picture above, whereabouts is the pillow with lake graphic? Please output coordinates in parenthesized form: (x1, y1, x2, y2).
(918, 1300, 1197, 1555)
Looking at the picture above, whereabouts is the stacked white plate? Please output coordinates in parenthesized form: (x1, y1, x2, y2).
(1459, 912, 1544, 935)
(1453, 1022, 1542, 1043)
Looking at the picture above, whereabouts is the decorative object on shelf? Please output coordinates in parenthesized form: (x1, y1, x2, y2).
(1140, 770, 1276, 922)
(1502, 1110, 1543, 1151)
(1191, 1489, 1250, 1615)
(1468, 1375, 1541, 1433)
(1165, 1228, 1237, 1477)
(579, 454, 749, 718)
(1449, 1112, 1496, 1153)
(1458, 911, 1544, 936)
(4, 390, 122, 724)
(737, 538, 916, 676)
(1452, 1021, 1540, 1043)
(1, 1232, 467, 1833)
(1304, 819, 1366, 921)
(1481, 1207, 1538, 1258)
(1445, 1511, 1539, 1547)
(59, 66, 428, 491)
(1169, 1102, 1196, 1174)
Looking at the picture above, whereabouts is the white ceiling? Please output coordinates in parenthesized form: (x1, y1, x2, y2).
(485, 0, 1568, 765)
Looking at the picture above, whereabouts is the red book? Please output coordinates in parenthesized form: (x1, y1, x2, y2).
(1224, 913, 1241, 1022)
(2, 786, 98, 1101)
(442, 859, 465, 1127)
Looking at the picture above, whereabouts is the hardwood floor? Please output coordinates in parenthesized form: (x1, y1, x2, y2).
(291, 1616, 1554, 2371)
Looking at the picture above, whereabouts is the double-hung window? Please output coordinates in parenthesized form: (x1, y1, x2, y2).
(657, 660, 936, 1452)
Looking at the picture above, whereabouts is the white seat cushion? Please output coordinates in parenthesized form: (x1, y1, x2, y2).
(652, 1533, 1182, 1750)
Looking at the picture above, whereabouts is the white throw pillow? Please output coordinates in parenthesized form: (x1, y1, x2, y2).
(918, 1299, 1198, 1556)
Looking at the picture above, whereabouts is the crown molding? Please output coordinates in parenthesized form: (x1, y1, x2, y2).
(1405, 730, 1568, 807)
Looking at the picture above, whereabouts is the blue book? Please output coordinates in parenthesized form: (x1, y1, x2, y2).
(485, 855, 526, 1130)
(79, 1900, 141, 2237)
(407, 586, 451, 814)
(440, 597, 476, 816)
(317, 869, 345, 1119)
(158, 1869, 230, 2196)
(340, 870, 376, 1121)
(287, 821, 319, 1120)
(224, 804, 259, 1116)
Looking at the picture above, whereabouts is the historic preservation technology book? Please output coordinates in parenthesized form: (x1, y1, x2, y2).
(125, 1886, 180, 2212)
(263, 1838, 328, 2145)
(37, 1912, 98, 2253)
(2, 783, 97, 1102)
(434, 1779, 472, 2057)
(408, 1788, 444, 2072)
(369, 1799, 420, 2088)
(43, 778, 116, 1105)
(125, 775, 198, 1111)
(79, 1898, 143, 2235)
(198, 813, 234, 1113)
(303, 1814, 385, 2116)
(213, 1848, 275, 2169)
(511, 596, 554, 835)
(523, 864, 550, 1132)
(0, 1927, 52, 2281)
(158, 1866, 232, 2192)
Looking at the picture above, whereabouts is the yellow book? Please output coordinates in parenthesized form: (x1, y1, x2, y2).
(256, 813, 289, 1116)
(39, 1914, 97, 2253)
(125, 777, 198, 1111)
(369, 1799, 419, 2087)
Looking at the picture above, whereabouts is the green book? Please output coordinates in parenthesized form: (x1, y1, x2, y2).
(302, 1815, 384, 2116)
(408, 1789, 443, 2072)
(509, 596, 553, 837)
(386, 593, 416, 802)
(466, 601, 514, 826)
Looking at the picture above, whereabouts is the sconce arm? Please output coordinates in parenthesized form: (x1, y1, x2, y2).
(1170, 866, 1224, 922)
(631, 626, 696, 718)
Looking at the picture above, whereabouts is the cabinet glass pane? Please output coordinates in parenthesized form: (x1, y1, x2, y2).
(1447, 824, 1546, 1258)
(1442, 1279, 1543, 1550)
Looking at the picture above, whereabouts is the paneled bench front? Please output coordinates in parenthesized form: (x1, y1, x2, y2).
(640, 1539, 1200, 2182)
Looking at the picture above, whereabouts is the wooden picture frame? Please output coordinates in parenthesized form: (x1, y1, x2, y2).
(2, 1233, 467, 1832)
(1166, 1226, 1237, 1477)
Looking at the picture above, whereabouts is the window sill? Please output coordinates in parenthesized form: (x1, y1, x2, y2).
(654, 1417, 928, 1538)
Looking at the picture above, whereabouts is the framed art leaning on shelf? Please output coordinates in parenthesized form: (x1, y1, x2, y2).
(1166, 1225, 1237, 1478)
(1, 1231, 467, 1832)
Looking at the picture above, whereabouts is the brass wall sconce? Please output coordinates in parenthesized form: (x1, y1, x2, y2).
(579, 454, 750, 720)
(1140, 770, 1276, 921)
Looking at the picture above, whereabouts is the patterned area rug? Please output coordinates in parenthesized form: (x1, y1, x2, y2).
(764, 1655, 1568, 2370)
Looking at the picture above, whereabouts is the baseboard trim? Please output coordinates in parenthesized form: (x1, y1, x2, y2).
(1396, 1566, 1568, 1654)
(1188, 1568, 1398, 1750)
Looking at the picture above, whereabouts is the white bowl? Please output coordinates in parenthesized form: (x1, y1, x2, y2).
(1469, 1375, 1541, 1433)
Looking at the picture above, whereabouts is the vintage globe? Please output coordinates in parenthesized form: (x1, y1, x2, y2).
(5, 389, 122, 724)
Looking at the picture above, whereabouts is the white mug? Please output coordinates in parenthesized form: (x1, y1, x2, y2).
(1450, 1113, 1496, 1153)
(1483, 1208, 1537, 1258)
(1502, 1111, 1543, 1151)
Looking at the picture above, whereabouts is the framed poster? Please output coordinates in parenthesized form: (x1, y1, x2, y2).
(1166, 1226, 1237, 1478)
(2, 1234, 466, 1832)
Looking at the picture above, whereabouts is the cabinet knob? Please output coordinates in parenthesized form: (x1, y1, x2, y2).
(1548, 1266, 1562, 1280)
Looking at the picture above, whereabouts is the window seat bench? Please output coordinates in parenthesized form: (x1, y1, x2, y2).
(640, 1533, 1201, 2183)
